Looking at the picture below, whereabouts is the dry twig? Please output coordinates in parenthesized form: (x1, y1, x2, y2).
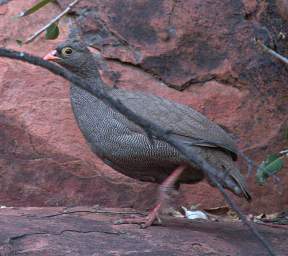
(24, 0, 80, 44)
(256, 39, 288, 65)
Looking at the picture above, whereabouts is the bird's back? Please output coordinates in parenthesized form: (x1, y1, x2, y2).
(109, 89, 238, 159)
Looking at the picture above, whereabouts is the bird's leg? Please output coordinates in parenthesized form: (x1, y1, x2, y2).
(114, 165, 185, 228)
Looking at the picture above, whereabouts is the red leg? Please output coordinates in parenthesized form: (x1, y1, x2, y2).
(114, 165, 185, 228)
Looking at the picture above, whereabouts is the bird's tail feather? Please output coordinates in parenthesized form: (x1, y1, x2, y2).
(199, 147, 251, 201)
(229, 168, 251, 201)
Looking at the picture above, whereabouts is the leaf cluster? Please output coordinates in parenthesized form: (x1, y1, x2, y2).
(16, 0, 71, 44)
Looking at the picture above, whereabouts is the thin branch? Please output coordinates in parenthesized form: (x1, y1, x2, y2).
(256, 39, 288, 65)
(24, 0, 80, 44)
(238, 149, 255, 177)
(40, 210, 145, 218)
(0, 48, 276, 256)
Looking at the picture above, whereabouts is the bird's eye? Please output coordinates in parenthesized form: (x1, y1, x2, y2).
(61, 47, 73, 56)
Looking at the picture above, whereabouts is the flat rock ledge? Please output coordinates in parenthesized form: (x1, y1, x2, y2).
(0, 207, 287, 256)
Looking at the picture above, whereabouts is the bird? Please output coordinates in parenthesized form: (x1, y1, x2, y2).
(43, 38, 251, 228)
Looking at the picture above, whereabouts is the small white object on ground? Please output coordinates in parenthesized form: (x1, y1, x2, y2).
(181, 206, 208, 220)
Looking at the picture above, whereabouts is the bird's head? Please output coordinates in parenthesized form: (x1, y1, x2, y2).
(43, 39, 98, 77)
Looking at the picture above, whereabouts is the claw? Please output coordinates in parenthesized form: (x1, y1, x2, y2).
(114, 166, 185, 228)
(114, 203, 162, 228)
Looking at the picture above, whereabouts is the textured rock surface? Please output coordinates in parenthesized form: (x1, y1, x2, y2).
(277, 0, 288, 21)
(0, 0, 287, 214)
(0, 207, 287, 256)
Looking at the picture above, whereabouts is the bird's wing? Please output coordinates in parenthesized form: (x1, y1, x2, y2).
(109, 89, 238, 159)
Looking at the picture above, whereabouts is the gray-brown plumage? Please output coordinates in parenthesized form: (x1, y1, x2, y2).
(44, 39, 251, 202)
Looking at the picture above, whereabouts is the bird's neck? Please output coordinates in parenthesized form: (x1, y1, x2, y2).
(76, 61, 108, 91)
(84, 72, 106, 90)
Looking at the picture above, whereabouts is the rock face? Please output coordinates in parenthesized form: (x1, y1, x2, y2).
(0, 206, 288, 256)
(0, 0, 287, 214)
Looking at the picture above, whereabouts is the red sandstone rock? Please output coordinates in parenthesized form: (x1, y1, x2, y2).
(0, 0, 287, 215)
(0, 0, 155, 210)
(0, 206, 287, 256)
(243, 0, 258, 16)
(277, 0, 288, 21)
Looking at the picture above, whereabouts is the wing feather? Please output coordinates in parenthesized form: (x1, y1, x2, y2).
(110, 89, 238, 159)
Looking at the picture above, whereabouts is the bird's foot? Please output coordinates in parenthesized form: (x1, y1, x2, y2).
(114, 203, 161, 228)
(114, 166, 186, 228)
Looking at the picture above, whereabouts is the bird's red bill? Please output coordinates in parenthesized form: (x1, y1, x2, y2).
(43, 50, 60, 61)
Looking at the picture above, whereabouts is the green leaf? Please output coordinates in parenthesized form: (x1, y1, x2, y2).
(45, 23, 59, 40)
(17, 0, 55, 17)
(256, 154, 284, 185)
